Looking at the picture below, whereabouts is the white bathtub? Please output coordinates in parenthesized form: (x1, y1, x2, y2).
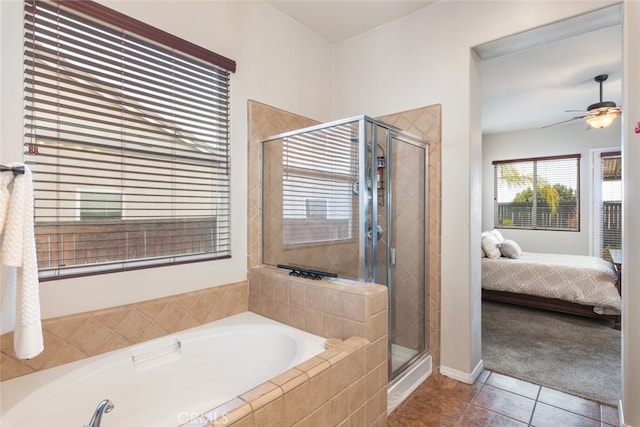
(0, 312, 327, 427)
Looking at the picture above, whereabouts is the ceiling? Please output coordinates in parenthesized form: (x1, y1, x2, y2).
(267, 1, 623, 135)
(477, 5, 623, 134)
(268, 0, 435, 44)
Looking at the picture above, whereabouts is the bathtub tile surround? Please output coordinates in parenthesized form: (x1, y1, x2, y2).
(249, 267, 388, 344)
(186, 336, 387, 427)
(0, 281, 248, 381)
(245, 266, 388, 426)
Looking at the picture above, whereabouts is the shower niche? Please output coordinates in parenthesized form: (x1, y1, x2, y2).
(261, 115, 429, 386)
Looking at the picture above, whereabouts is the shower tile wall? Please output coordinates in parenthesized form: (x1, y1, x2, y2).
(248, 101, 442, 368)
(378, 107, 442, 368)
(389, 139, 427, 352)
(258, 115, 361, 278)
(247, 101, 321, 270)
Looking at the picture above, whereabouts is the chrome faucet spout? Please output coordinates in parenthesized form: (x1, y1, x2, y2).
(84, 399, 114, 427)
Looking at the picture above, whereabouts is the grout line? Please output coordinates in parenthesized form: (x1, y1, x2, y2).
(527, 384, 543, 426)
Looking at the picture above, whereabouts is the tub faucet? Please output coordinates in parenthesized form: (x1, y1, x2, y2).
(84, 399, 114, 427)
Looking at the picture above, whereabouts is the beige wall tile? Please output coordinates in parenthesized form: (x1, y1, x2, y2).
(252, 396, 284, 426)
(284, 382, 310, 426)
(349, 404, 366, 426)
(289, 282, 306, 307)
(307, 402, 331, 427)
(331, 389, 350, 426)
(329, 358, 352, 397)
(348, 348, 366, 383)
(304, 285, 324, 311)
(305, 308, 324, 336)
(365, 393, 381, 426)
(343, 293, 365, 321)
(308, 369, 331, 412)
(323, 313, 344, 339)
(343, 319, 365, 339)
(154, 301, 187, 331)
(323, 288, 344, 317)
(349, 377, 366, 412)
(65, 318, 109, 356)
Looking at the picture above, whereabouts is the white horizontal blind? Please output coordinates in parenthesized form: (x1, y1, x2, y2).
(493, 155, 580, 231)
(600, 152, 622, 260)
(282, 123, 356, 245)
(24, 0, 234, 279)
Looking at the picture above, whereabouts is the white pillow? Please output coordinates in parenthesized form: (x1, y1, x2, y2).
(491, 229, 505, 243)
(481, 233, 501, 259)
(499, 239, 523, 259)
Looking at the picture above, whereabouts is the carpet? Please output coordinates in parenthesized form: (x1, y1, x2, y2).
(482, 300, 621, 406)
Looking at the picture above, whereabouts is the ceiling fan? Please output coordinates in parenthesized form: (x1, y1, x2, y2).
(543, 74, 622, 129)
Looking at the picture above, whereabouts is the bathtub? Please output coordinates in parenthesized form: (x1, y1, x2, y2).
(0, 311, 327, 427)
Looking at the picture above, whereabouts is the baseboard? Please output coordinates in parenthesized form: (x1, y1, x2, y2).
(439, 359, 484, 384)
(618, 399, 624, 426)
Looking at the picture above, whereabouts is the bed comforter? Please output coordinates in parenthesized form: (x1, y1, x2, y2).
(481, 252, 621, 312)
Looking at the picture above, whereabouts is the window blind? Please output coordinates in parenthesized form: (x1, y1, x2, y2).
(493, 154, 580, 231)
(24, 0, 235, 280)
(282, 123, 356, 245)
(600, 152, 622, 260)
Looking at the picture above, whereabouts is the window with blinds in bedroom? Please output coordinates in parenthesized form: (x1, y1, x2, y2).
(493, 154, 580, 231)
(24, 0, 236, 280)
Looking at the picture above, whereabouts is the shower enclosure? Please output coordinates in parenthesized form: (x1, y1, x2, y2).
(261, 115, 429, 383)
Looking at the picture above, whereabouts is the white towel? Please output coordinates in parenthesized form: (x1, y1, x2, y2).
(0, 163, 43, 359)
(0, 170, 12, 230)
(0, 170, 17, 335)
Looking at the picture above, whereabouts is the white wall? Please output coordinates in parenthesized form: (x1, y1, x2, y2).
(622, 1, 640, 425)
(0, 0, 333, 318)
(482, 120, 621, 255)
(331, 0, 621, 381)
(3, 2, 639, 423)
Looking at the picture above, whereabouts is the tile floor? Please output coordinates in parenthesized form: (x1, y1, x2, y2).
(387, 370, 619, 426)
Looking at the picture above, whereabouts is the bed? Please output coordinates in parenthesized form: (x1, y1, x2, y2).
(480, 230, 621, 329)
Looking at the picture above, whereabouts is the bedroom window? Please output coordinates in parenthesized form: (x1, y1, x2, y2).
(493, 154, 580, 231)
(24, 0, 236, 280)
(599, 152, 622, 261)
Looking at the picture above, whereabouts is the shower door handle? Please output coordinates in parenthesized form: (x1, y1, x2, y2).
(390, 247, 396, 265)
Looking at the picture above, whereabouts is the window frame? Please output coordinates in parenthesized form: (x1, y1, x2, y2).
(24, 0, 236, 280)
(493, 154, 581, 232)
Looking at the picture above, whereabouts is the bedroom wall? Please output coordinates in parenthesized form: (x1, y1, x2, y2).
(482, 120, 621, 255)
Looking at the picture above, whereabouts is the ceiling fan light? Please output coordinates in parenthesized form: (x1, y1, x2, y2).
(586, 112, 617, 129)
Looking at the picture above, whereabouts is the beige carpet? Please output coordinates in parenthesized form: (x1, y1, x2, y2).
(482, 300, 621, 406)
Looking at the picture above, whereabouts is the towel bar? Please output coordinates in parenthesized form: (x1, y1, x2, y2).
(0, 165, 25, 175)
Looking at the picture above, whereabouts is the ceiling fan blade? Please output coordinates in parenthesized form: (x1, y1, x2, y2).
(565, 109, 587, 113)
(541, 115, 587, 129)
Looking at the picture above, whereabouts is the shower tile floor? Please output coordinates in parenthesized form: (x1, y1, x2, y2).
(387, 370, 619, 426)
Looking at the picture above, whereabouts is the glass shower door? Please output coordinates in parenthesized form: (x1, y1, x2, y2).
(387, 132, 427, 379)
